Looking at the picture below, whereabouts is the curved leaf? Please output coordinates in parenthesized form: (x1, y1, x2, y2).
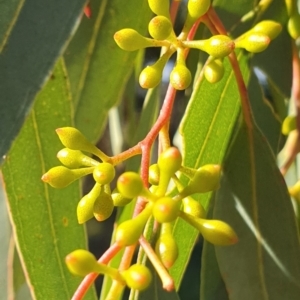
(171, 53, 249, 288)
(214, 124, 300, 300)
(1, 60, 96, 300)
(0, 0, 24, 52)
(0, 0, 86, 162)
(65, 0, 152, 142)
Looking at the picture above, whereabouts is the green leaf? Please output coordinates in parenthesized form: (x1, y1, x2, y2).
(170, 53, 249, 288)
(0, 0, 86, 162)
(0, 0, 24, 52)
(11, 244, 32, 300)
(1, 60, 96, 300)
(248, 71, 283, 154)
(214, 124, 300, 300)
(65, 0, 152, 142)
(200, 198, 228, 300)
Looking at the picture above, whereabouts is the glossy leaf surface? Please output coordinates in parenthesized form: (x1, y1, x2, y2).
(2, 60, 96, 300)
(171, 53, 249, 288)
(65, 0, 152, 142)
(214, 124, 300, 300)
(0, 0, 86, 162)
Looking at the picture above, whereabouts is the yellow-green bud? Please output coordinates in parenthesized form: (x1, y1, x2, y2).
(235, 32, 270, 53)
(282, 115, 297, 135)
(187, 0, 211, 20)
(121, 264, 152, 291)
(41, 166, 94, 188)
(114, 29, 155, 51)
(93, 192, 114, 221)
(148, 16, 174, 40)
(65, 249, 101, 276)
(183, 35, 235, 58)
(57, 148, 99, 168)
(170, 64, 192, 90)
(148, 0, 170, 18)
(288, 13, 300, 40)
(204, 59, 224, 83)
(251, 20, 282, 40)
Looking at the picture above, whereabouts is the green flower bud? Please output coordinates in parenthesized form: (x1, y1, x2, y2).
(155, 231, 178, 268)
(282, 115, 297, 135)
(170, 64, 192, 90)
(139, 51, 171, 89)
(235, 32, 270, 53)
(77, 183, 101, 224)
(121, 264, 152, 291)
(251, 20, 282, 40)
(148, 16, 174, 40)
(199, 219, 238, 245)
(93, 163, 115, 185)
(153, 197, 180, 223)
(183, 35, 235, 58)
(117, 172, 144, 199)
(112, 191, 133, 206)
(57, 148, 99, 168)
(65, 249, 101, 276)
(187, 0, 211, 20)
(93, 192, 114, 221)
(180, 213, 238, 246)
(149, 164, 160, 185)
(41, 166, 94, 188)
(289, 181, 300, 203)
(114, 29, 155, 51)
(148, 0, 170, 18)
(288, 13, 300, 40)
(182, 197, 206, 218)
(204, 59, 224, 83)
(158, 147, 182, 176)
(180, 164, 221, 197)
(115, 204, 152, 246)
(55, 127, 107, 160)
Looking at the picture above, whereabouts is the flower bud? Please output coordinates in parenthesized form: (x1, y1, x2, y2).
(251, 20, 282, 40)
(158, 147, 182, 176)
(117, 172, 143, 199)
(57, 148, 99, 168)
(115, 205, 152, 246)
(93, 163, 115, 185)
(139, 52, 170, 89)
(77, 183, 101, 224)
(153, 197, 180, 223)
(121, 264, 152, 291)
(288, 13, 300, 40)
(41, 166, 94, 188)
(204, 59, 224, 83)
(55, 127, 107, 160)
(181, 213, 238, 246)
(183, 35, 235, 58)
(148, 0, 170, 18)
(235, 32, 270, 53)
(282, 115, 296, 135)
(170, 64, 192, 90)
(149, 164, 160, 185)
(182, 197, 206, 218)
(114, 29, 155, 51)
(112, 191, 133, 206)
(180, 164, 221, 197)
(155, 232, 178, 268)
(148, 16, 174, 40)
(187, 0, 211, 20)
(93, 192, 114, 221)
(65, 249, 101, 276)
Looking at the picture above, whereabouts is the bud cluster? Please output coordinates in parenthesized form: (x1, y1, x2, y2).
(114, 0, 282, 89)
(42, 128, 238, 291)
